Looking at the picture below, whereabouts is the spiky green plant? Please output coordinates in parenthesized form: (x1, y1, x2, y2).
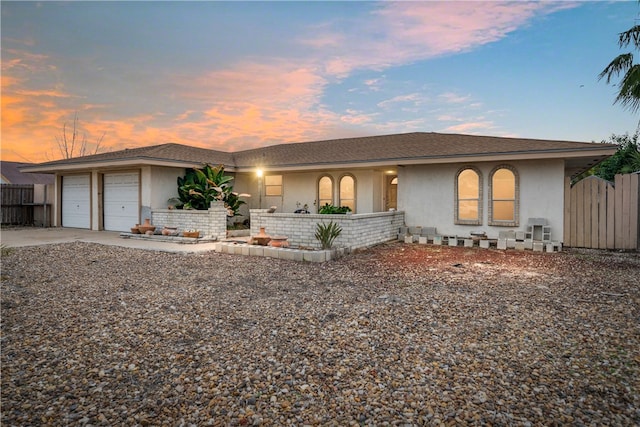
(315, 221, 342, 249)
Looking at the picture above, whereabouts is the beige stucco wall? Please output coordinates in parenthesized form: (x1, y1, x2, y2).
(233, 169, 387, 215)
(149, 166, 185, 209)
(398, 159, 566, 241)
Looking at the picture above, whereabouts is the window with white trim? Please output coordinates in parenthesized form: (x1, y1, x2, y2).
(264, 175, 282, 196)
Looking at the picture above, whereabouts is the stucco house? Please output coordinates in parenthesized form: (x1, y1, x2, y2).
(22, 132, 616, 243)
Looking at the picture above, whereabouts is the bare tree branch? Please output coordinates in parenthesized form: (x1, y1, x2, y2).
(55, 112, 106, 159)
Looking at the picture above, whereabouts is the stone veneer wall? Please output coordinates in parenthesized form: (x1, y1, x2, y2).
(250, 209, 405, 250)
(151, 202, 228, 240)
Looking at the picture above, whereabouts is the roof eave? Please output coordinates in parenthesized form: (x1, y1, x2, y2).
(20, 157, 239, 173)
(235, 147, 618, 172)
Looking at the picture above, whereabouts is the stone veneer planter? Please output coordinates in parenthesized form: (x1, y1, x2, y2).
(249, 209, 405, 251)
(151, 202, 228, 241)
(214, 242, 349, 262)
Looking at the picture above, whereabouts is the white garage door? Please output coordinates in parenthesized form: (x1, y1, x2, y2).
(62, 175, 91, 229)
(103, 172, 139, 232)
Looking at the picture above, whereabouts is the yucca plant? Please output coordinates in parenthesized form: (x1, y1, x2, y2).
(315, 221, 342, 249)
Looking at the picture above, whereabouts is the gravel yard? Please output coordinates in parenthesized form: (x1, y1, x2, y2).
(1, 242, 639, 426)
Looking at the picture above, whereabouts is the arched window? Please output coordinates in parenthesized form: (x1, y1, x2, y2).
(318, 175, 333, 210)
(339, 174, 356, 213)
(455, 167, 482, 225)
(489, 165, 519, 226)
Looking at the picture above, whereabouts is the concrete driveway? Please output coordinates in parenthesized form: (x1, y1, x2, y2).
(0, 227, 220, 253)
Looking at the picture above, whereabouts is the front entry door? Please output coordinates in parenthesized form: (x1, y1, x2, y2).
(385, 175, 397, 210)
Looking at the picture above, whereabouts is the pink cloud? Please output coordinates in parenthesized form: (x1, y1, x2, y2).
(444, 121, 495, 134)
(306, 2, 578, 77)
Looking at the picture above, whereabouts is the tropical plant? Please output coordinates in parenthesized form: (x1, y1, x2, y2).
(315, 221, 342, 249)
(176, 164, 249, 215)
(318, 203, 352, 214)
(592, 132, 640, 181)
(573, 132, 640, 183)
(599, 6, 640, 114)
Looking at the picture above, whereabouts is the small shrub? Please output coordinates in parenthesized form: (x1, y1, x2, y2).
(318, 203, 352, 214)
(1, 244, 14, 257)
(315, 221, 342, 249)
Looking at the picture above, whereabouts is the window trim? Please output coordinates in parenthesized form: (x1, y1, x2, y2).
(264, 174, 283, 197)
(338, 173, 356, 213)
(454, 166, 483, 225)
(317, 174, 334, 210)
(488, 165, 519, 227)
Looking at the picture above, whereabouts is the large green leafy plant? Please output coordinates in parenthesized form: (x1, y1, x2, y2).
(176, 164, 248, 215)
(318, 203, 352, 214)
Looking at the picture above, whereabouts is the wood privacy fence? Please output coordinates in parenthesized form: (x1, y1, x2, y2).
(1, 184, 35, 225)
(564, 173, 639, 250)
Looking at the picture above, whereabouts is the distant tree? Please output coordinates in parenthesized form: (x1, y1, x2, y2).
(598, 5, 640, 114)
(55, 112, 105, 159)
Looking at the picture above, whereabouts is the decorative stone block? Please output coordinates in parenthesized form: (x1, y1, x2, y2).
(515, 231, 526, 241)
(263, 247, 279, 258)
(404, 235, 414, 244)
(533, 242, 544, 252)
(506, 238, 516, 249)
(524, 239, 533, 250)
(463, 239, 473, 247)
(528, 217, 547, 226)
(249, 245, 264, 257)
(278, 249, 296, 261)
(421, 227, 437, 236)
(448, 236, 458, 247)
(241, 245, 251, 256)
(497, 239, 507, 250)
(398, 226, 408, 235)
(479, 239, 491, 249)
(515, 241, 526, 251)
(418, 236, 428, 245)
(433, 235, 443, 245)
(409, 227, 422, 235)
(303, 251, 325, 263)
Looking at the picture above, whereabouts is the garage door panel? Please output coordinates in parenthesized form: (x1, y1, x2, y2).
(104, 172, 139, 231)
(62, 175, 90, 229)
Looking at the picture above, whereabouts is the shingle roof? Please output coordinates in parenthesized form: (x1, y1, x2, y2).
(1, 161, 54, 184)
(232, 132, 615, 168)
(22, 132, 616, 173)
(28, 143, 234, 167)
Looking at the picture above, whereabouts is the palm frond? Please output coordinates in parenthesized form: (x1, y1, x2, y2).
(619, 25, 640, 49)
(599, 53, 634, 83)
(615, 64, 640, 113)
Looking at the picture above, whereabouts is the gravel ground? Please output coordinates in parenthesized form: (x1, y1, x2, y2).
(1, 242, 639, 426)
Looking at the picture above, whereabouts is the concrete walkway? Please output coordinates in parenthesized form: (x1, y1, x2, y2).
(0, 227, 220, 253)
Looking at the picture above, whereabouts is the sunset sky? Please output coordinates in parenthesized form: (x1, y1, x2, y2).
(1, 1, 637, 163)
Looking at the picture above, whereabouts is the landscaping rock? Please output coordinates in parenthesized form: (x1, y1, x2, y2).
(1, 242, 639, 425)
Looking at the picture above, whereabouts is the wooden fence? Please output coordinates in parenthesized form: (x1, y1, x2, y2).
(564, 173, 639, 250)
(1, 184, 35, 225)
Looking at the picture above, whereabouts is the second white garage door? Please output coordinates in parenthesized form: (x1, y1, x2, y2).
(103, 172, 139, 232)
